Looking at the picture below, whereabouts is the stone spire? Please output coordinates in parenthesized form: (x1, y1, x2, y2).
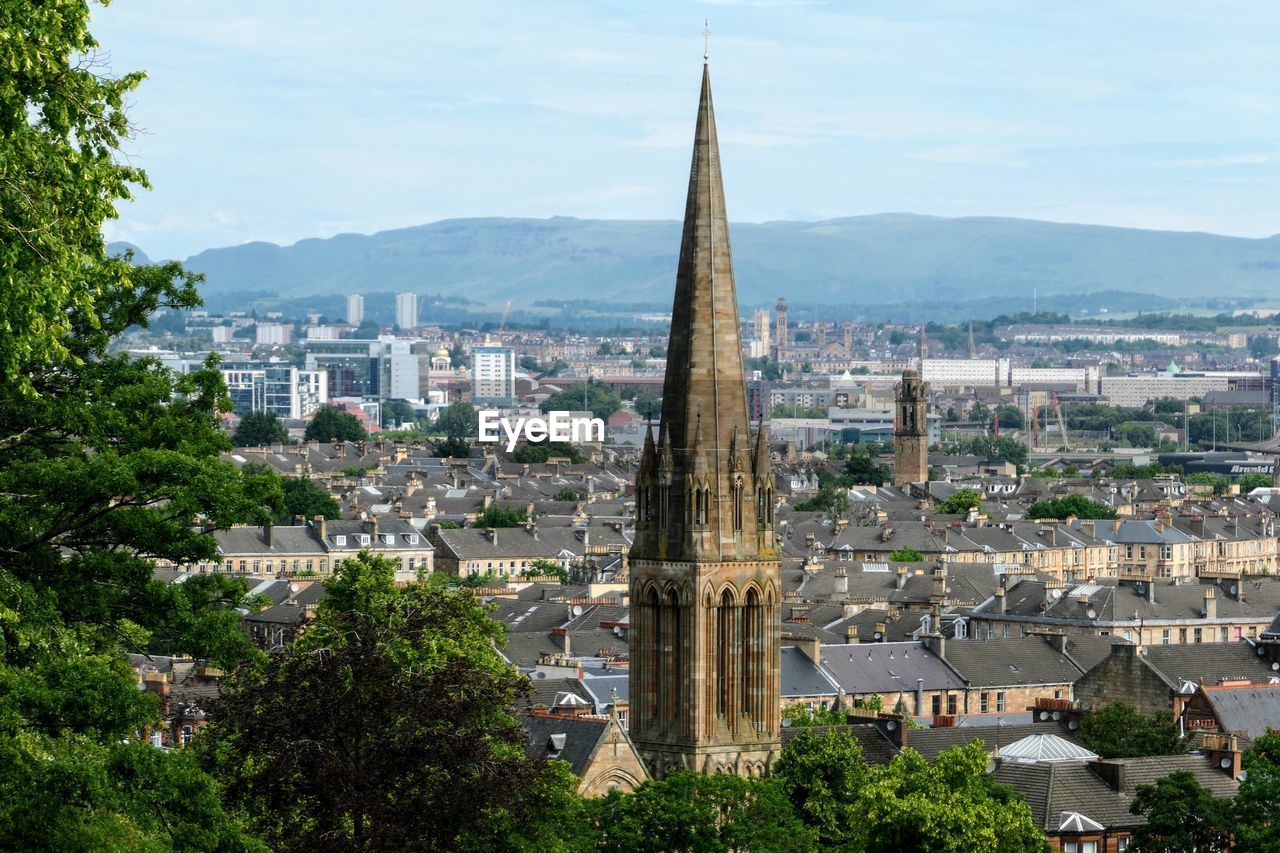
(967, 320, 977, 359)
(641, 61, 761, 562)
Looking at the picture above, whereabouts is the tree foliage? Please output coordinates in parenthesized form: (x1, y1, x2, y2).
(774, 728, 869, 846)
(1235, 731, 1280, 852)
(539, 381, 621, 421)
(1078, 702, 1184, 758)
(304, 406, 368, 443)
(793, 485, 851, 517)
(1026, 494, 1116, 520)
(1128, 770, 1233, 853)
(0, 0, 150, 392)
(936, 488, 982, 515)
(889, 547, 924, 563)
(199, 552, 572, 850)
(476, 503, 528, 528)
(232, 411, 289, 447)
(0, 261, 280, 847)
(588, 770, 815, 853)
(513, 441, 585, 464)
(280, 477, 341, 525)
(436, 400, 478, 442)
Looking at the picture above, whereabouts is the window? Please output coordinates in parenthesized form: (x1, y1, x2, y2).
(1125, 545, 1133, 559)
(1160, 545, 1172, 560)
(181, 725, 193, 746)
(1179, 628, 1187, 644)
(947, 694, 958, 715)
(251, 560, 260, 573)
(1194, 628, 1202, 643)
(1138, 545, 1146, 559)
(1162, 629, 1171, 645)
(335, 535, 347, 546)
(1117, 837, 1131, 852)
(931, 695, 941, 716)
(980, 693, 990, 713)
(996, 692, 1006, 712)
(1221, 627, 1230, 642)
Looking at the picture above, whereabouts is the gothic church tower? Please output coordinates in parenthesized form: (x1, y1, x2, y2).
(894, 367, 929, 486)
(629, 62, 781, 778)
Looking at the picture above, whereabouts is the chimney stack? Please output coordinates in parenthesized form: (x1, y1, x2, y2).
(995, 586, 1007, 614)
(264, 523, 273, 547)
(1204, 586, 1217, 620)
(896, 564, 909, 590)
(833, 565, 848, 597)
(313, 515, 327, 542)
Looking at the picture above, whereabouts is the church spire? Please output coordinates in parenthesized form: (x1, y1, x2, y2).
(642, 61, 757, 562)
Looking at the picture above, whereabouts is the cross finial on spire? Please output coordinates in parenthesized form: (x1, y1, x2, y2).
(703, 19, 710, 63)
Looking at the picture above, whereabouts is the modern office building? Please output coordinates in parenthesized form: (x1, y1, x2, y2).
(472, 344, 517, 403)
(255, 322, 292, 346)
(220, 364, 328, 420)
(395, 292, 418, 330)
(346, 294, 364, 327)
(303, 338, 423, 402)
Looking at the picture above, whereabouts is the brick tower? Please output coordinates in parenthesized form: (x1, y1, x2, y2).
(629, 61, 782, 779)
(894, 367, 929, 486)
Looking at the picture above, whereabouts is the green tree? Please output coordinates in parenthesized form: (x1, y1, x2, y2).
(539, 381, 621, 421)
(936, 488, 982, 515)
(1026, 495, 1116, 520)
(552, 487, 582, 502)
(846, 452, 890, 485)
(782, 703, 848, 728)
(513, 441, 585, 464)
(1238, 472, 1272, 492)
(1128, 770, 1233, 853)
(528, 558, 570, 585)
(1248, 334, 1279, 359)
(0, 0, 151, 393)
(1078, 702, 1184, 758)
(1114, 422, 1158, 448)
(858, 743, 1048, 853)
(774, 728, 869, 847)
(889, 548, 924, 562)
(304, 406, 368, 442)
(199, 552, 573, 850)
(793, 486, 851, 517)
(0, 261, 281, 848)
(1235, 731, 1280, 852)
(588, 770, 816, 853)
(1185, 471, 1231, 495)
(380, 398, 416, 428)
(437, 400, 479, 442)
(232, 410, 289, 447)
(476, 503, 528, 528)
(993, 404, 1024, 429)
(633, 390, 662, 420)
(280, 477, 341, 525)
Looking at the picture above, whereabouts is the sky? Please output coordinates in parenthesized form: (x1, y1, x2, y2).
(94, 1, 1280, 260)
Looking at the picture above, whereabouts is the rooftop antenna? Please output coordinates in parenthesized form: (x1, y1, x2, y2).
(703, 19, 710, 63)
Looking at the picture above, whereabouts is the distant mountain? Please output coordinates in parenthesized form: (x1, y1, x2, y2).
(107, 241, 152, 266)
(144, 214, 1280, 309)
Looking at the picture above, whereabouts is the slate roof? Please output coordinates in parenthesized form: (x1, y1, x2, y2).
(780, 646, 841, 698)
(818, 641, 966, 695)
(905, 721, 1083, 761)
(940, 638, 1085, 687)
(1139, 642, 1278, 687)
(995, 761, 1140, 832)
(520, 714, 608, 775)
(1201, 684, 1280, 739)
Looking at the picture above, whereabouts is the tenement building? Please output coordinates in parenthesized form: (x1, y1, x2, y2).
(629, 61, 782, 778)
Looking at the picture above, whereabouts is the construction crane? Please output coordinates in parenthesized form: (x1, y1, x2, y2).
(1053, 391, 1071, 451)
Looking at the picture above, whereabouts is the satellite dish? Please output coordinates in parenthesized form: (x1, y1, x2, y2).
(886, 720, 898, 731)
(1230, 584, 1239, 595)
(986, 758, 997, 774)
(1039, 711, 1050, 721)
(1050, 589, 1062, 600)
(572, 605, 584, 617)
(1258, 646, 1267, 656)
(1052, 711, 1063, 721)
(1135, 583, 1146, 594)
(1086, 608, 1097, 620)
(1068, 720, 1079, 730)
(874, 632, 883, 640)
(1221, 758, 1233, 770)
(1273, 662, 1279, 671)
(289, 583, 299, 593)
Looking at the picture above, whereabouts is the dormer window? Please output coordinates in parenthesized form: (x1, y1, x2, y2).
(381, 533, 394, 545)
(358, 534, 371, 546)
(334, 535, 347, 547)
(407, 534, 419, 545)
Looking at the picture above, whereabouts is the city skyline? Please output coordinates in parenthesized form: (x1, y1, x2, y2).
(96, 2, 1280, 260)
